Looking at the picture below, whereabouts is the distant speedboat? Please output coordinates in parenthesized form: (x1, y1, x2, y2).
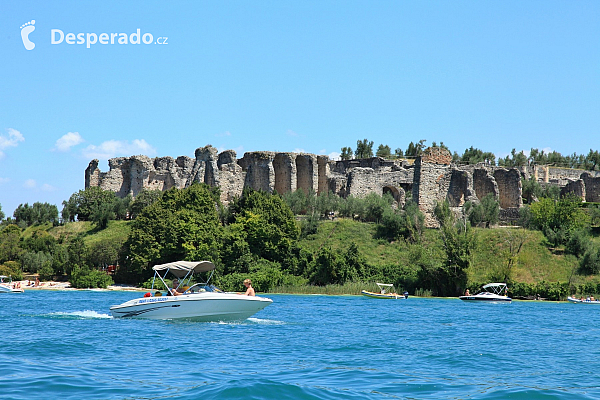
(459, 283, 511, 303)
(110, 261, 272, 321)
(362, 283, 408, 299)
(0, 276, 24, 293)
(568, 297, 600, 304)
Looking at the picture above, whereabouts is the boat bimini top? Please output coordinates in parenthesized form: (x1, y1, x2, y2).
(151, 261, 216, 294)
(482, 283, 508, 296)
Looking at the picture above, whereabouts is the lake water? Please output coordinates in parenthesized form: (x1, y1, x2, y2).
(1, 290, 599, 400)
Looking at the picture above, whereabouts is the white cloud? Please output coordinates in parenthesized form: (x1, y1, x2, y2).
(41, 183, 56, 191)
(54, 131, 84, 152)
(328, 151, 341, 160)
(0, 128, 25, 158)
(292, 148, 306, 153)
(0, 177, 9, 184)
(24, 179, 36, 188)
(215, 131, 231, 137)
(287, 129, 300, 137)
(82, 139, 157, 160)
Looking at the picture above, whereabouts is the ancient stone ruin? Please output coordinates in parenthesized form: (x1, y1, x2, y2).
(85, 145, 600, 227)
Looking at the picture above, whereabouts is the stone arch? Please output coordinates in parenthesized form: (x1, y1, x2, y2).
(383, 185, 405, 208)
(447, 170, 473, 207)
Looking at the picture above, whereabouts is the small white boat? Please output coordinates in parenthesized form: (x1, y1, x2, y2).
(0, 276, 24, 293)
(362, 283, 409, 299)
(568, 296, 600, 304)
(459, 283, 511, 303)
(110, 261, 272, 321)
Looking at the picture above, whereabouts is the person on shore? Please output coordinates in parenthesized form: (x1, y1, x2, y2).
(35, 277, 40, 287)
(243, 279, 255, 296)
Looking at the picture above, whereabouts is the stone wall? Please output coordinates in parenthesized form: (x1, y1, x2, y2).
(86, 144, 600, 227)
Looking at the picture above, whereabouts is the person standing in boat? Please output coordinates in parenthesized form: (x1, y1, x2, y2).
(243, 279, 255, 296)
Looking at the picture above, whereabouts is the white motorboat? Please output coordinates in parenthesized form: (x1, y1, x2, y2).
(459, 283, 511, 303)
(110, 261, 272, 321)
(0, 276, 24, 293)
(362, 283, 409, 299)
(568, 296, 600, 304)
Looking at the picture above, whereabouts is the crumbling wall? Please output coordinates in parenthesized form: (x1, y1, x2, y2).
(89, 144, 600, 225)
(241, 151, 276, 193)
(582, 173, 600, 202)
(295, 154, 318, 194)
(473, 168, 498, 201)
(317, 156, 329, 194)
(561, 179, 585, 200)
(493, 169, 522, 209)
(273, 153, 296, 195)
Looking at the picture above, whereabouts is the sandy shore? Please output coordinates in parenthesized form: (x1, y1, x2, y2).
(14, 280, 144, 291)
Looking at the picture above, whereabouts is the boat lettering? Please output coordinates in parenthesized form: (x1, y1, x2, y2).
(138, 297, 168, 304)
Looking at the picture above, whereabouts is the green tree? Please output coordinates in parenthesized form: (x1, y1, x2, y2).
(227, 189, 299, 264)
(466, 194, 499, 228)
(460, 146, 496, 165)
(405, 140, 427, 157)
(91, 202, 116, 229)
(0, 225, 24, 263)
(376, 144, 391, 158)
(129, 189, 162, 219)
(89, 240, 122, 270)
(355, 139, 374, 159)
(340, 147, 353, 160)
(431, 200, 476, 296)
(120, 183, 222, 281)
(13, 202, 59, 227)
(394, 148, 404, 158)
(529, 195, 590, 247)
(0, 204, 4, 220)
(66, 186, 118, 221)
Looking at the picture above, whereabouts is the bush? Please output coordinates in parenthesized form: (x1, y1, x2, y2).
(579, 243, 600, 275)
(38, 264, 55, 281)
(0, 262, 23, 281)
(70, 266, 114, 289)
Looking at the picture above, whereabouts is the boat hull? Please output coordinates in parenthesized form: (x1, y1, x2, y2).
(110, 292, 272, 321)
(459, 295, 511, 303)
(361, 290, 407, 299)
(0, 284, 24, 293)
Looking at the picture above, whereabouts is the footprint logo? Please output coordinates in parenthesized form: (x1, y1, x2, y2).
(20, 20, 36, 50)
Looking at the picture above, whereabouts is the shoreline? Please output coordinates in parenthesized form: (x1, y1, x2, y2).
(14, 280, 145, 292)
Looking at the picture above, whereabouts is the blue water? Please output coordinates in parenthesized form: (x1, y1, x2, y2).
(1, 291, 599, 399)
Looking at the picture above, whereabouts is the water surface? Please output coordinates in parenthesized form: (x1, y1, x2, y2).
(1, 291, 598, 399)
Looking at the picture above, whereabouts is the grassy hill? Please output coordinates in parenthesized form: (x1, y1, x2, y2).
(30, 217, 597, 294)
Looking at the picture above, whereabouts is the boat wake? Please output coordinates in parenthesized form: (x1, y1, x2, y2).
(247, 317, 285, 325)
(45, 310, 113, 319)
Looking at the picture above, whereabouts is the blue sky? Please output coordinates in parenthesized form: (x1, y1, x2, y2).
(1, 1, 599, 216)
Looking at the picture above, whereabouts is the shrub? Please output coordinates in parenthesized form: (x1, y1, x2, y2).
(70, 266, 114, 289)
(0, 262, 23, 281)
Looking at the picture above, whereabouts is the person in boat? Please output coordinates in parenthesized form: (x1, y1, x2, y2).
(243, 279, 255, 296)
(464, 289, 470, 296)
(170, 279, 182, 296)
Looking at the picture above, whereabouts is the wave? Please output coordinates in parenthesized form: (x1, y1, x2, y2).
(44, 310, 112, 319)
